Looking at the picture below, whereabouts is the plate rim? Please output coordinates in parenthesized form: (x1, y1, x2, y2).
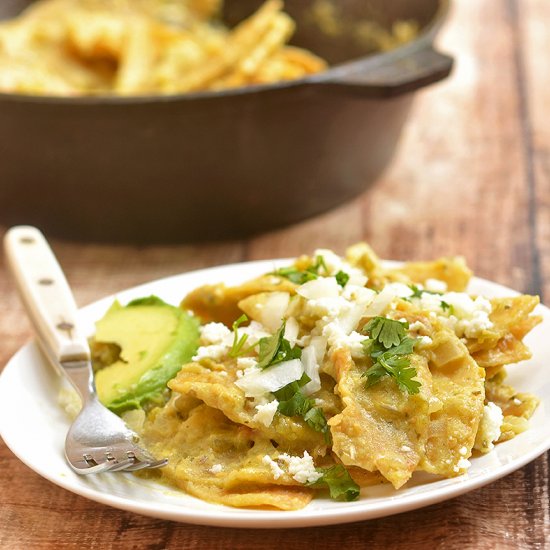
(1, 258, 548, 529)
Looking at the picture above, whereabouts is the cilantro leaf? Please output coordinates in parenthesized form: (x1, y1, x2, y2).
(362, 317, 408, 349)
(307, 465, 360, 501)
(304, 407, 329, 435)
(274, 373, 310, 405)
(228, 314, 249, 358)
(274, 374, 331, 443)
(364, 362, 386, 388)
(335, 271, 350, 288)
(277, 391, 312, 417)
(388, 336, 416, 356)
(390, 363, 422, 394)
(257, 321, 302, 369)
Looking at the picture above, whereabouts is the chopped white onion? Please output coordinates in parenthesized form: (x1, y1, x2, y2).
(235, 359, 303, 398)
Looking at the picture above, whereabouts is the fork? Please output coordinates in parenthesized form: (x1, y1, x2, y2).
(4, 226, 167, 474)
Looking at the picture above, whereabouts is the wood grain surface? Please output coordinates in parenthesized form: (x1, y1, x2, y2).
(1, 0, 549, 548)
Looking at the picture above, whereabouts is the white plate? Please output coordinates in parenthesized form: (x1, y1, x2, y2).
(1, 259, 549, 529)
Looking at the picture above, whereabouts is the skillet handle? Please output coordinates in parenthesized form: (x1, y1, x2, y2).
(320, 45, 453, 98)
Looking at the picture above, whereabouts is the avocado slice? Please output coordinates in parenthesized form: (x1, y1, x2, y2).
(94, 296, 199, 414)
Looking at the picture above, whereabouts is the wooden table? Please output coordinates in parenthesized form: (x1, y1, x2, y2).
(1, 0, 549, 548)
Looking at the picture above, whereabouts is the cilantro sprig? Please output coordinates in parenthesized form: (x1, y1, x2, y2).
(307, 465, 360, 501)
(229, 314, 250, 358)
(273, 255, 329, 285)
(361, 317, 421, 395)
(274, 374, 331, 443)
(257, 321, 302, 369)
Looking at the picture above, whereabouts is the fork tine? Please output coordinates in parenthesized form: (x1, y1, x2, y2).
(130, 447, 168, 466)
(104, 458, 136, 472)
(146, 459, 169, 469)
(122, 461, 151, 472)
(71, 459, 116, 475)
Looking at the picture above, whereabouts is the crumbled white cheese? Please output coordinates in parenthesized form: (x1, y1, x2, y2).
(253, 399, 279, 427)
(239, 321, 271, 346)
(200, 322, 231, 345)
(425, 278, 448, 293)
(306, 296, 353, 318)
(459, 446, 468, 456)
(209, 464, 223, 474)
(194, 320, 268, 363)
(453, 457, 471, 473)
(278, 452, 322, 484)
(192, 344, 228, 362)
(475, 402, 504, 452)
(237, 357, 257, 370)
(408, 320, 426, 333)
(262, 455, 284, 479)
(414, 291, 494, 339)
(193, 321, 237, 360)
(311, 249, 368, 287)
(418, 292, 445, 313)
(322, 323, 366, 358)
(416, 335, 433, 349)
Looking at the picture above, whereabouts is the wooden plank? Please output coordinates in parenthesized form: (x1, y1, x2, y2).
(358, 0, 535, 295)
(518, 0, 550, 302)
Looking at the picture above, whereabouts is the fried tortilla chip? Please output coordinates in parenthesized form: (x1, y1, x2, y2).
(468, 296, 541, 373)
(168, 359, 328, 456)
(181, 275, 296, 326)
(418, 326, 485, 476)
(329, 349, 434, 489)
(138, 401, 313, 510)
(344, 243, 472, 291)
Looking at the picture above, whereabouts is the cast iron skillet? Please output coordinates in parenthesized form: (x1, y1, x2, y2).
(0, 0, 452, 243)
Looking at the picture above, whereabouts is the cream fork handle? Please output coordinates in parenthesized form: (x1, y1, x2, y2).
(3, 226, 90, 364)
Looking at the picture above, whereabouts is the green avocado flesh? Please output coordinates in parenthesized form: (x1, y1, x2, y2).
(94, 296, 199, 414)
